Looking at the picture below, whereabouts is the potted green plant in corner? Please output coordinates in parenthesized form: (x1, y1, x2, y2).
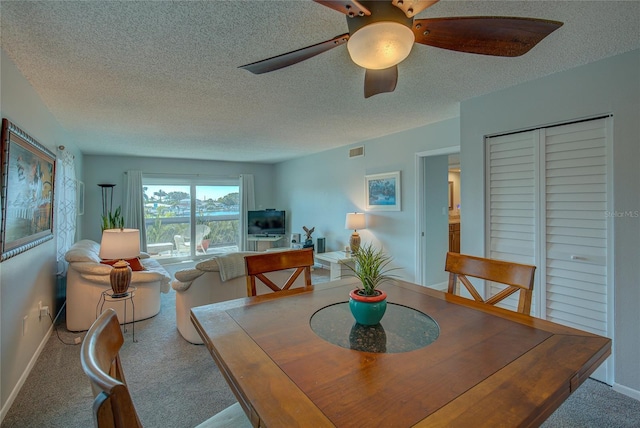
(344, 243, 400, 325)
(101, 206, 124, 231)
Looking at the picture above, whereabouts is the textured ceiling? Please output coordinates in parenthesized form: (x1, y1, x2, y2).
(1, 1, 639, 163)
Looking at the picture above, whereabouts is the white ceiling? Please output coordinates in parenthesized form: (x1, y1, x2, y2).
(1, 1, 638, 163)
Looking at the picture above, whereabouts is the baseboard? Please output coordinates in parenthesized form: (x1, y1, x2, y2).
(0, 304, 61, 423)
(612, 382, 640, 401)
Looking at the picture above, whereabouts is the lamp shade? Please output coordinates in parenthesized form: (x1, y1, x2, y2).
(345, 213, 366, 231)
(347, 21, 415, 70)
(99, 228, 140, 260)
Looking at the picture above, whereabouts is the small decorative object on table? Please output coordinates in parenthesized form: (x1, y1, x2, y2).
(345, 243, 400, 325)
(302, 226, 315, 249)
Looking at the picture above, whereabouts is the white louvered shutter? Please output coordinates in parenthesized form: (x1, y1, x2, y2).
(486, 117, 611, 383)
(543, 119, 609, 336)
(486, 130, 538, 312)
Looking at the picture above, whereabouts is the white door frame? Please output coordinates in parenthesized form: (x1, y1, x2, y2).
(415, 146, 460, 286)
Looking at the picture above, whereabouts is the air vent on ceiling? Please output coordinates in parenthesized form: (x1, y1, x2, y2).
(349, 146, 364, 158)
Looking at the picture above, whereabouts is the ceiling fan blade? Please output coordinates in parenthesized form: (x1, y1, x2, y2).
(313, 0, 371, 17)
(364, 66, 398, 98)
(392, 0, 439, 18)
(239, 34, 350, 74)
(413, 17, 563, 57)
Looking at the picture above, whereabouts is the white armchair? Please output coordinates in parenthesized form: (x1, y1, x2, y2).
(174, 235, 190, 255)
(173, 224, 211, 256)
(65, 240, 171, 331)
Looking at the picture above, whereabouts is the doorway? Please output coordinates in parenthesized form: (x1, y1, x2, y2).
(448, 154, 461, 253)
(415, 146, 460, 288)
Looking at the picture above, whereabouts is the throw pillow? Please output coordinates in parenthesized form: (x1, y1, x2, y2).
(101, 258, 146, 271)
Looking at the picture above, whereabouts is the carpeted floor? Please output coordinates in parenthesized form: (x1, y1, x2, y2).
(2, 261, 639, 427)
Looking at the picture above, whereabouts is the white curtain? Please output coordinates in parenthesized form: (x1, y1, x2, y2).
(239, 174, 255, 251)
(123, 170, 147, 251)
(55, 148, 77, 276)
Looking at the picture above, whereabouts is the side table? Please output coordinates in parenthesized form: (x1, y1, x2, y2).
(96, 287, 137, 342)
(315, 251, 355, 281)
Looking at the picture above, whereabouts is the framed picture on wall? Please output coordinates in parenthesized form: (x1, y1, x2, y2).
(1, 118, 56, 261)
(365, 171, 401, 211)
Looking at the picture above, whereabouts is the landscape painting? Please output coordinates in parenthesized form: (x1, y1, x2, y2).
(1, 119, 55, 261)
(365, 171, 401, 212)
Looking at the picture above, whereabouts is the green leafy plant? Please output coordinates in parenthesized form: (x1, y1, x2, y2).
(101, 206, 124, 231)
(345, 243, 401, 296)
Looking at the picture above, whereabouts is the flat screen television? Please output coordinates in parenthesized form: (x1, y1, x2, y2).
(247, 210, 286, 236)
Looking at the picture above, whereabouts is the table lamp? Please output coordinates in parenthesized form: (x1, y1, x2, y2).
(345, 212, 366, 255)
(99, 228, 140, 297)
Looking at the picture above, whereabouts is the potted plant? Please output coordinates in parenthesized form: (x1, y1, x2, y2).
(344, 243, 400, 325)
(101, 206, 124, 231)
(201, 229, 211, 251)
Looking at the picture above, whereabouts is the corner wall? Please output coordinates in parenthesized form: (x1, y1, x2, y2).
(274, 118, 460, 283)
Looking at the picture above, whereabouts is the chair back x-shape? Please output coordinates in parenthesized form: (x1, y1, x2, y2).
(445, 252, 536, 315)
(245, 248, 314, 297)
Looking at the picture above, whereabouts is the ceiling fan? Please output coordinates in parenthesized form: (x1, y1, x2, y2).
(239, 0, 563, 98)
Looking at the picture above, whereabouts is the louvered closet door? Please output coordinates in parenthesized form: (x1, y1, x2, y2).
(486, 117, 611, 383)
(543, 119, 609, 336)
(486, 130, 539, 312)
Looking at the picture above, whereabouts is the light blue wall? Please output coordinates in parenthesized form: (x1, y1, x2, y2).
(0, 49, 83, 418)
(81, 156, 278, 242)
(460, 49, 640, 393)
(274, 118, 460, 283)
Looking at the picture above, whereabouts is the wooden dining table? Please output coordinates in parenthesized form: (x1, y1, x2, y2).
(190, 277, 611, 428)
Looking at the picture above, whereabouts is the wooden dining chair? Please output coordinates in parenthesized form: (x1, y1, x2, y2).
(81, 308, 251, 428)
(445, 252, 537, 315)
(245, 248, 314, 297)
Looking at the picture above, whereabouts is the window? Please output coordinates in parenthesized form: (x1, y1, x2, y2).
(142, 177, 239, 260)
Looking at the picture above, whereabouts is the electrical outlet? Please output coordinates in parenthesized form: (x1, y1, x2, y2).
(38, 301, 49, 321)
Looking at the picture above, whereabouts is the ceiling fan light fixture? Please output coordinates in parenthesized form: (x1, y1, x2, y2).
(347, 21, 415, 70)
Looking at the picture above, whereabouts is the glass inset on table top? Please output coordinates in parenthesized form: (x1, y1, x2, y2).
(310, 302, 439, 353)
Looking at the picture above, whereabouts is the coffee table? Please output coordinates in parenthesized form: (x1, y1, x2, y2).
(314, 250, 355, 280)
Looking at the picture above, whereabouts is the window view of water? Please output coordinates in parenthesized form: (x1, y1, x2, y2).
(143, 183, 240, 258)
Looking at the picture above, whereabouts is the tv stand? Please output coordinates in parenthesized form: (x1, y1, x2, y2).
(248, 235, 283, 251)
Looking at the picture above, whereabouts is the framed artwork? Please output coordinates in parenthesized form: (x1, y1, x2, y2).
(1, 119, 56, 261)
(77, 180, 85, 215)
(365, 171, 401, 211)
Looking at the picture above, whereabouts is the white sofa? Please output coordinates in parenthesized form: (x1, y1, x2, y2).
(171, 251, 307, 344)
(65, 240, 171, 331)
